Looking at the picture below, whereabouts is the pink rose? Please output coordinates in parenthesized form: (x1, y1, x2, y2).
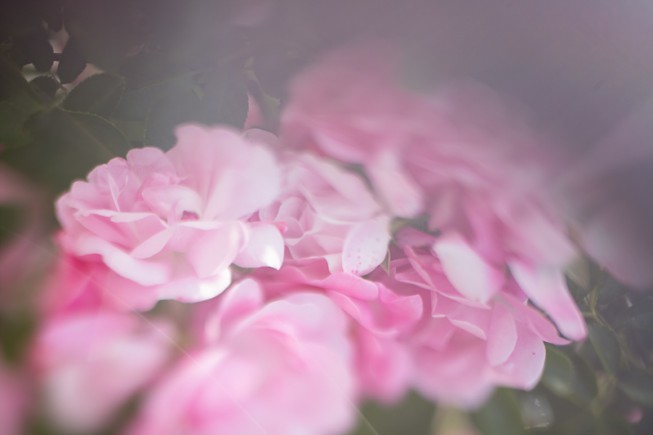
(384, 233, 572, 407)
(281, 41, 426, 218)
(260, 153, 391, 275)
(56, 124, 284, 309)
(130, 279, 356, 435)
(282, 44, 584, 341)
(252, 263, 423, 403)
(31, 312, 172, 433)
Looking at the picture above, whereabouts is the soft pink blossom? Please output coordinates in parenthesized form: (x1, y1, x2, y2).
(31, 312, 172, 433)
(56, 124, 283, 309)
(252, 263, 422, 403)
(386, 232, 571, 407)
(130, 279, 356, 435)
(281, 41, 425, 218)
(259, 153, 391, 275)
(283, 42, 585, 340)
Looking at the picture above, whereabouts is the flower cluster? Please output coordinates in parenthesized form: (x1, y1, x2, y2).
(20, 42, 597, 434)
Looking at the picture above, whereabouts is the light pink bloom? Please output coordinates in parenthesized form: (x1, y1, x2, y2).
(31, 312, 172, 434)
(386, 232, 571, 407)
(0, 360, 30, 435)
(252, 263, 423, 404)
(260, 153, 391, 276)
(281, 41, 426, 218)
(56, 124, 283, 309)
(130, 279, 356, 435)
(284, 41, 584, 339)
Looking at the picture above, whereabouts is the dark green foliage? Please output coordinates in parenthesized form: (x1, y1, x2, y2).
(471, 389, 524, 435)
(349, 393, 436, 435)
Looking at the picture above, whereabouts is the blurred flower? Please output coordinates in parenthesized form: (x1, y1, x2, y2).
(55, 124, 283, 309)
(260, 152, 391, 275)
(384, 229, 570, 408)
(253, 262, 423, 404)
(129, 279, 356, 435)
(31, 311, 172, 434)
(282, 42, 585, 341)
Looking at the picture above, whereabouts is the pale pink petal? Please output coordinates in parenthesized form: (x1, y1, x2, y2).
(433, 233, 504, 304)
(204, 279, 264, 342)
(486, 302, 518, 366)
(510, 262, 587, 340)
(492, 328, 546, 390)
(170, 124, 280, 220)
(367, 151, 423, 218)
(186, 223, 247, 278)
(72, 235, 170, 285)
(342, 215, 391, 275)
(234, 224, 284, 269)
(130, 228, 174, 259)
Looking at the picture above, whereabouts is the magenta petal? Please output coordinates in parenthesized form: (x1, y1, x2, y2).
(342, 215, 390, 275)
(433, 233, 504, 304)
(486, 303, 518, 366)
(510, 262, 587, 340)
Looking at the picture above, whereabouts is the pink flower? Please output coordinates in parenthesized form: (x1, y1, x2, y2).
(385, 232, 571, 407)
(281, 41, 426, 218)
(56, 124, 284, 309)
(31, 312, 172, 434)
(252, 263, 423, 404)
(260, 153, 391, 276)
(130, 279, 356, 435)
(283, 41, 585, 340)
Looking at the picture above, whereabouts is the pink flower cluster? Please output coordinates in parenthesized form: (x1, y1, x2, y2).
(23, 42, 594, 434)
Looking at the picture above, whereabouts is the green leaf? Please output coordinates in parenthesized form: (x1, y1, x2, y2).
(62, 73, 125, 117)
(0, 98, 36, 147)
(56, 37, 87, 84)
(30, 75, 60, 103)
(619, 368, 653, 408)
(588, 323, 621, 373)
(0, 52, 42, 102)
(145, 66, 247, 149)
(2, 108, 129, 191)
(348, 392, 435, 435)
(471, 389, 524, 435)
(541, 346, 598, 403)
(618, 297, 653, 332)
